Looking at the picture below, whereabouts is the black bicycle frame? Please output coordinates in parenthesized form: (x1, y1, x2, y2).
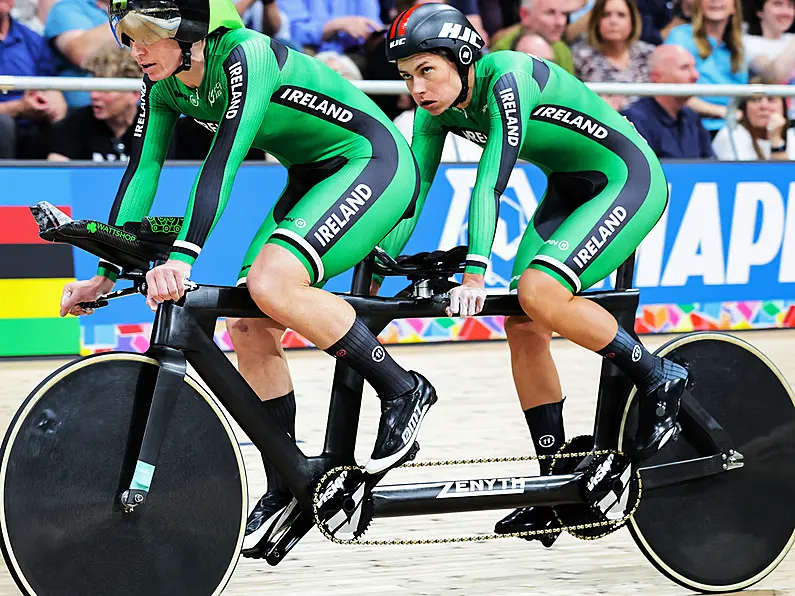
(133, 251, 637, 504)
(131, 248, 736, 560)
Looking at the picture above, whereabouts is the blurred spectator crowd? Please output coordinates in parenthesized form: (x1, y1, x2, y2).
(0, 0, 793, 161)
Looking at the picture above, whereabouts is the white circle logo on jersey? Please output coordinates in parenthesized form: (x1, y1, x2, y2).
(295, 218, 306, 228)
(459, 45, 473, 65)
(189, 95, 199, 107)
(558, 240, 569, 250)
(632, 345, 642, 362)
(371, 346, 385, 362)
(539, 435, 555, 448)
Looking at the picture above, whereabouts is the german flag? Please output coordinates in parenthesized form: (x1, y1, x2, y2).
(0, 206, 80, 357)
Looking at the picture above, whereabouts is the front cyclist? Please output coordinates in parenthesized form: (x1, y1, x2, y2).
(58, 0, 437, 556)
(382, 3, 688, 545)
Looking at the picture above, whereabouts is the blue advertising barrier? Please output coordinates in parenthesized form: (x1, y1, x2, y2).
(1, 160, 793, 355)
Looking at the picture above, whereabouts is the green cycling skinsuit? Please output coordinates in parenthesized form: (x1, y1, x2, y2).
(97, 28, 419, 286)
(380, 50, 668, 294)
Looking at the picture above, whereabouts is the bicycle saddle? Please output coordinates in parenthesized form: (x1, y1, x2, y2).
(371, 245, 467, 280)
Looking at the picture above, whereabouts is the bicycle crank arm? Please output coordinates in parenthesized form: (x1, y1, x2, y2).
(639, 450, 744, 491)
(264, 511, 315, 566)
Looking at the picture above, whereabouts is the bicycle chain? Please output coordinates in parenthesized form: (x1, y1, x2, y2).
(312, 450, 642, 546)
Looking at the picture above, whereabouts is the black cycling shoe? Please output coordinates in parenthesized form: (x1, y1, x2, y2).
(241, 488, 293, 556)
(634, 363, 688, 462)
(365, 372, 437, 475)
(495, 506, 561, 547)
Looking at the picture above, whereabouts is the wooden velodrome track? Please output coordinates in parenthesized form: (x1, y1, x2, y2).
(1, 331, 794, 595)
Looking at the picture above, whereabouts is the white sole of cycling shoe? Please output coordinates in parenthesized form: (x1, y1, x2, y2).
(364, 401, 432, 475)
(242, 498, 296, 551)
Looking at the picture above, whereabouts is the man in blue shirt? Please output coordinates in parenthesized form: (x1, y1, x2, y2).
(280, 0, 384, 54)
(0, 0, 58, 102)
(44, 0, 115, 107)
(0, 0, 66, 157)
(622, 45, 716, 159)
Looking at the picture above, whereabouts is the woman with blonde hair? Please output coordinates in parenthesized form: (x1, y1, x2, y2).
(572, 0, 654, 110)
(47, 42, 145, 162)
(665, 0, 748, 134)
(712, 78, 795, 159)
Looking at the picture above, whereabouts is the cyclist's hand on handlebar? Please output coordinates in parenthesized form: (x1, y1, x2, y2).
(446, 274, 487, 317)
(145, 259, 192, 311)
(60, 276, 115, 317)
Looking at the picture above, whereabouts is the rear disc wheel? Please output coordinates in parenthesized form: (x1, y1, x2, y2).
(620, 333, 795, 592)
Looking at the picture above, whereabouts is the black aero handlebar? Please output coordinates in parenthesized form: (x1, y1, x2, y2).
(30, 201, 468, 309)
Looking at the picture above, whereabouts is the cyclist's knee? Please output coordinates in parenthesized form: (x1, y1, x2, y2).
(227, 317, 286, 354)
(505, 315, 553, 352)
(247, 247, 312, 313)
(517, 268, 572, 316)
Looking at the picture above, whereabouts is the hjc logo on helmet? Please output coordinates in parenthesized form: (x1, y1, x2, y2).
(437, 22, 483, 49)
(389, 38, 406, 49)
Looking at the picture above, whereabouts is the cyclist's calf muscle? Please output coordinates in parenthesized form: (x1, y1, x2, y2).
(226, 317, 293, 401)
(504, 316, 562, 411)
(516, 268, 620, 352)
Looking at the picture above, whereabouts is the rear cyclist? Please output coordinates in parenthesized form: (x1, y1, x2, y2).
(58, 0, 437, 556)
(382, 3, 688, 545)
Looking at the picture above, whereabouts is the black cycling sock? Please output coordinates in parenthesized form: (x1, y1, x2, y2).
(260, 390, 296, 492)
(597, 326, 686, 393)
(325, 317, 416, 399)
(524, 400, 565, 476)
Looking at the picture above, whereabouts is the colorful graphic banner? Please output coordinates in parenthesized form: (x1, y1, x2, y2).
(0, 161, 793, 356)
(0, 205, 80, 356)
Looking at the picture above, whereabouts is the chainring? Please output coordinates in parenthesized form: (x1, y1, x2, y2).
(311, 442, 637, 547)
(314, 467, 374, 542)
(551, 435, 641, 540)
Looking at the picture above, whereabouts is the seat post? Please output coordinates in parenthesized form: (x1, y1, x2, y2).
(614, 251, 636, 291)
(320, 255, 374, 461)
(350, 257, 374, 297)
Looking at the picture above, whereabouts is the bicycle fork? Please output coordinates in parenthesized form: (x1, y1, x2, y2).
(119, 345, 186, 513)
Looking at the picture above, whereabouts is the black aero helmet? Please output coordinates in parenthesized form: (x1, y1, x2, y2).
(386, 3, 484, 107)
(109, 0, 242, 72)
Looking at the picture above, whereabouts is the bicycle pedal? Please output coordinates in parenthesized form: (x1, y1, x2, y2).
(241, 543, 269, 560)
(527, 525, 561, 548)
(404, 441, 420, 464)
(509, 508, 561, 547)
(539, 533, 560, 548)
